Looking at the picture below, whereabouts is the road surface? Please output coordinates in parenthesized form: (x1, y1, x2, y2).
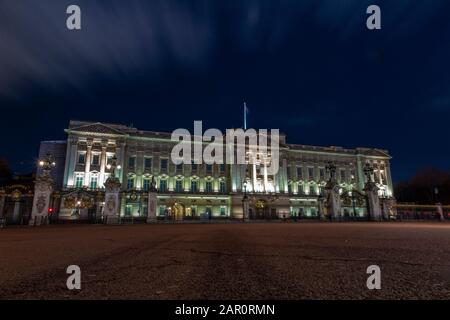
(1, 222, 449, 299)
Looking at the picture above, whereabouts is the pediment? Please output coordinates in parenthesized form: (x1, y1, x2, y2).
(69, 123, 125, 135)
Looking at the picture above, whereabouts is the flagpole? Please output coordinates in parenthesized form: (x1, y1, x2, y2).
(244, 101, 247, 130)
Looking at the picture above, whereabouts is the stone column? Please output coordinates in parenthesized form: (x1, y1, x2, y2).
(325, 163, 341, 221)
(63, 136, 78, 187)
(363, 164, 382, 221)
(12, 201, 21, 223)
(318, 195, 326, 220)
(99, 143, 107, 186)
(242, 195, 250, 221)
(30, 175, 53, 226)
(103, 176, 121, 224)
(0, 191, 5, 218)
(366, 188, 382, 221)
(326, 187, 341, 221)
(385, 162, 393, 197)
(84, 142, 92, 187)
(437, 203, 445, 221)
(147, 177, 157, 223)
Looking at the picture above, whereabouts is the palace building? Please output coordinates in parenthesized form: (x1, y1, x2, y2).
(44, 120, 394, 222)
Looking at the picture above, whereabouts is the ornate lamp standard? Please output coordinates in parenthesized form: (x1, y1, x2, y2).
(38, 154, 56, 176)
(351, 175, 357, 220)
(242, 181, 248, 222)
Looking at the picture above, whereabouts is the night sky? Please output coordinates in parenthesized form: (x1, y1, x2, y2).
(1, 0, 450, 182)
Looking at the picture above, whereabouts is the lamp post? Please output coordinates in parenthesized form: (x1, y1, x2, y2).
(351, 175, 356, 220)
(243, 181, 248, 222)
(39, 153, 56, 176)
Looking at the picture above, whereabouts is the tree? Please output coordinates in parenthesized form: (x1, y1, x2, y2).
(0, 158, 12, 187)
(395, 167, 450, 204)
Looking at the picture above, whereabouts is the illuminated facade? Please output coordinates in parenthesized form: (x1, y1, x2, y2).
(58, 120, 394, 221)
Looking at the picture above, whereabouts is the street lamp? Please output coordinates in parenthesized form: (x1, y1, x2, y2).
(38, 153, 56, 175)
(242, 181, 248, 222)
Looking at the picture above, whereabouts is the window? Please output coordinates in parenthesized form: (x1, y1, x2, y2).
(205, 180, 212, 193)
(91, 154, 100, 165)
(159, 179, 167, 192)
(175, 180, 183, 193)
(340, 170, 346, 182)
(298, 183, 304, 194)
(219, 164, 225, 173)
(159, 206, 166, 216)
(176, 164, 183, 173)
(191, 180, 198, 193)
(143, 178, 150, 191)
(90, 175, 98, 189)
(219, 180, 226, 193)
(191, 161, 198, 173)
(319, 168, 325, 180)
(107, 155, 113, 166)
(160, 159, 168, 172)
(78, 153, 85, 165)
(220, 206, 226, 216)
(309, 184, 315, 195)
(206, 164, 212, 174)
(127, 176, 135, 189)
(297, 167, 303, 180)
(288, 183, 292, 194)
(144, 158, 152, 170)
(287, 166, 292, 179)
(75, 175, 84, 188)
(128, 156, 136, 168)
(308, 168, 314, 180)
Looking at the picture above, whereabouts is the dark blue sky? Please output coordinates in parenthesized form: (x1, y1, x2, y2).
(1, 0, 450, 182)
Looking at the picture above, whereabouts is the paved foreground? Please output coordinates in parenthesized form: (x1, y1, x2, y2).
(0, 222, 450, 299)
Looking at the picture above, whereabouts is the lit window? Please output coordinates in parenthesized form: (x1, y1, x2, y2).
(91, 154, 100, 165)
(205, 181, 212, 193)
(127, 176, 135, 189)
(75, 175, 84, 188)
(191, 180, 198, 193)
(159, 179, 167, 192)
(78, 153, 85, 165)
(219, 180, 226, 193)
(90, 176, 98, 189)
(175, 180, 183, 193)
(143, 178, 150, 191)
